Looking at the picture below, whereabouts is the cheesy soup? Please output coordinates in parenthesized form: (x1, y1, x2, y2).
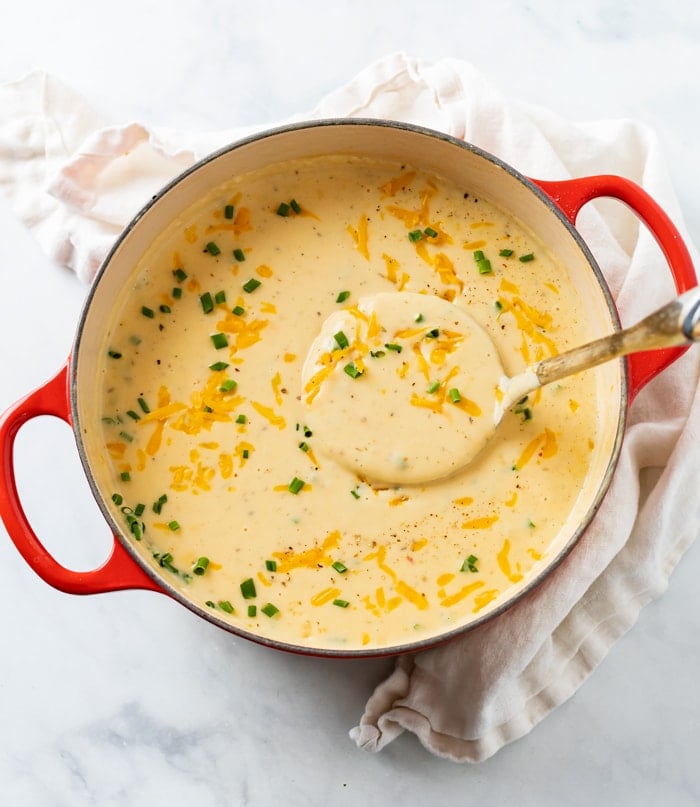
(99, 155, 601, 651)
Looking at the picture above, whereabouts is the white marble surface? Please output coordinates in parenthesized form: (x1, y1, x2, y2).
(1, 1, 700, 804)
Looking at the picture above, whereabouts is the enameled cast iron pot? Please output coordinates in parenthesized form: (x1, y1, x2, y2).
(0, 120, 696, 658)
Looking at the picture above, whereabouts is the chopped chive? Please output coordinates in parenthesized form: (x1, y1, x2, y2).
(303, 426, 313, 438)
(261, 603, 279, 617)
(333, 330, 349, 350)
(350, 489, 360, 499)
(214, 290, 226, 305)
(298, 441, 310, 452)
(200, 292, 214, 314)
(158, 552, 177, 572)
(499, 248, 514, 257)
(414, 313, 424, 322)
(242, 278, 261, 293)
(119, 431, 134, 443)
(126, 410, 140, 421)
(265, 559, 277, 572)
(344, 362, 364, 379)
(290, 198, 302, 214)
(193, 557, 210, 575)
(232, 305, 245, 316)
(288, 476, 305, 494)
(236, 414, 247, 424)
(159, 304, 171, 314)
(425, 328, 440, 339)
(218, 600, 235, 614)
(427, 380, 440, 394)
(141, 306, 155, 318)
(336, 290, 350, 303)
(137, 397, 150, 413)
(370, 350, 386, 358)
(424, 226, 438, 238)
(173, 268, 187, 282)
(224, 204, 235, 219)
(172, 287, 183, 299)
(495, 300, 503, 311)
(153, 494, 167, 514)
(332, 561, 348, 574)
(167, 520, 180, 532)
(108, 350, 122, 359)
(242, 449, 249, 459)
(519, 253, 535, 262)
(408, 229, 423, 242)
(240, 578, 257, 599)
(384, 343, 402, 353)
(205, 600, 216, 609)
(134, 503, 145, 517)
(205, 241, 221, 256)
(528, 519, 537, 528)
(277, 202, 290, 216)
(448, 388, 462, 403)
(233, 248, 246, 262)
(112, 493, 123, 506)
(461, 554, 479, 572)
(211, 332, 228, 349)
(219, 379, 238, 392)
(332, 599, 350, 608)
(247, 604, 257, 617)
(120, 471, 131, 482)
(209, 361, 229, 371)
(129, 335, 142, 346)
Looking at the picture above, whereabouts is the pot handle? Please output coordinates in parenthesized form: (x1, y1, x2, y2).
(0, 361, 163, 595)
(532, 175, 697, 401)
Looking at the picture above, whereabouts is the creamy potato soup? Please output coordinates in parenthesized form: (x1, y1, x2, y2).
(99, 155, 601, 651)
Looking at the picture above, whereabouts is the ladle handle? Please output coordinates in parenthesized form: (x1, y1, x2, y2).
(533, 175, 697, 401)
(535, 287, 700, 388)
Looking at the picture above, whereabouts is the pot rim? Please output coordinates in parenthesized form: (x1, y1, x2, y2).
(70, 118, 627, 658)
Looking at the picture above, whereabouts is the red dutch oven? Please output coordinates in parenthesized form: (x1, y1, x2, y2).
(0, 120, 695, 657)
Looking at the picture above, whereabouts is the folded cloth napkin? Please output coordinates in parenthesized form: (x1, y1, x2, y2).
(1, 52, 699, 762)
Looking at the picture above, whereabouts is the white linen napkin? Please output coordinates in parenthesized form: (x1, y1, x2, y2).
(1, 52, 699, 762)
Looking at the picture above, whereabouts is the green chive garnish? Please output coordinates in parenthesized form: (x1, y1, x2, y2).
(126, 410, 140, 421)
(141, 306, 155, 318)
(334, 330, 349, 350)
(168, 521, 180, 532)
(153, 494, 167, 514)
(427, 380, 440, 394)
(205, 241, 221, 256)
(290, 199, 302, 214)
(265, 559, 277, 572)
(159, 304, 171, 314)
(112, 493, 123, 506)
(336, 290, 350, 303)
(211, 333, 228, 349)
(134, 503, 145, 517)
(219, 379, 238, 392)
(137, 397, 150, 413)
(200, 292, 214, 314)
(242, 278, 261, 293)
(261, 603, 279, 617)
(499, 248, 514, 257)
(215, 291, 227, 305)
(461, 554, 479, 572)
(242, 449, 249, 459)
(448, 388, 462, 403)
(233, 248, 246, 262)
(158, 552, 177, 572)
(247, 605, 257, 617)
(288, 477, 305, 494)
(232, 305, 245, 316)
(424, 227, 438, 238)
(224, 204, 234, 219)
(495, 300, 503, 311)
(209, 361, 229, 371)
(415, 313, 424, 322)
(298, 441, 310, 452)
(425, 328, 440, 339)
(519, 253, 535, 262)
(350, 489, 360, 500)
(173, 268, 187, 282)
(370, 350, 386, 358)
(108, 350, 122, 359)
(193, 557, 210, 575)
(240, 578, 257, 599)
(120, 471, 131, 482)
(172, 287, 183, 299)
(332, 599, 350, 608)
(344, 362, 363, 379)
(474, 249, 493, 275)
(218, 600, 235, 614)
(236, 414, 247, 424)
(385, 343, 402, 353)
(408, 229, 423, 242)
(277, 202, 290, 216)
(332, 561, 348, 574)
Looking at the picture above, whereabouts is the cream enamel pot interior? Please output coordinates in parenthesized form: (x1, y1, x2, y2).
(0, 120, 696, 658)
